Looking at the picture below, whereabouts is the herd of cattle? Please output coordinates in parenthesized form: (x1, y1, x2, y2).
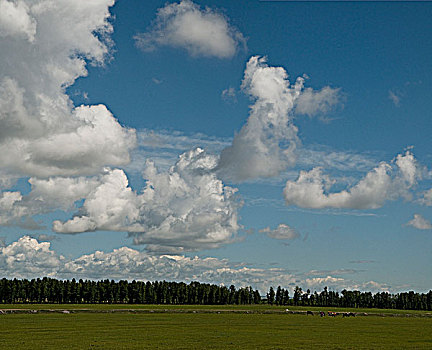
(305, 311, 356, 317)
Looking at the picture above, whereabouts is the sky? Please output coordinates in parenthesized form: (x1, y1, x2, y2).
(0, 0, 431, 294)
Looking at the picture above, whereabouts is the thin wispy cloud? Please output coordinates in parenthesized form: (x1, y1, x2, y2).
(221, 87, 237, 101)
(259, 224, 299, 240)
(349, 260, 375, 264)
(389, 90, 402, 107)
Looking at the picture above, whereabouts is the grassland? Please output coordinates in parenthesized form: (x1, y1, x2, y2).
(1, 305, 432, 349)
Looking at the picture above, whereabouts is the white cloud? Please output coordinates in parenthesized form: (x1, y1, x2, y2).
(283, 150, 420, 209)
(53, 168, 142, 234)
(259, 223, 299, 240)
(0, 191, 31, 226)
(135, 0, 245, 59)
(217, 56, 341, 183)
(0, 174, 101, 226)
(27, 175, 99, 211)
(0, 0, 136, 179)
(127, 129, 231, 174)
(221, 87, 236, 101)
(0, 235, 395, 293)
(128, 129, 377, 184)
(297, 146, 378, 173)
(217, 56, 301, 182)
(407, 214, 432, 230)
(0, 0, 36, 42)
(418, 188, 432, 206)
(389, 90, 402, 107)
(295, 86, 341, 117)
(35, 234, 57, 242)
(0, 236, 64, 278)
(53, 148, 241, 253)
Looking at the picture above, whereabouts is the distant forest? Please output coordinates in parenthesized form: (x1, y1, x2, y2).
(1, 278, 431, 311)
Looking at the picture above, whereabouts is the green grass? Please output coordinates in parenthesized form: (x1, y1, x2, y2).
(1, 308, 432, 349)
(1, 303, 431, 316)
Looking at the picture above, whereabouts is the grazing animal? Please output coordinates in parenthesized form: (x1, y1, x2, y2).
(328, 311, 337, 317)
(319, 311, 325, 317)
(342, 312, 356, 317)
(306, 311, 314, 316)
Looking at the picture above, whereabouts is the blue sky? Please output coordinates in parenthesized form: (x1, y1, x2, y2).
(0, 0, 431, 293)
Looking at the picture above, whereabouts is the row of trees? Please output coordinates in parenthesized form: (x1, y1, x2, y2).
(267, 286, 432, 310)
(0, 278, 260, 305)
(1, 278, 431, 310)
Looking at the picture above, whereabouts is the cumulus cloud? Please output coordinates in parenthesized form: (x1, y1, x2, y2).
(0, 236, 64, 278)
(0, 174, 101, 227)
(0, 191, 29, 226)
(283, 150, 420, 209)
(217, 56, 301, 181)
(0, 0, 36, 42)
(259, 224, 299, 240)
(295, 86, 341, 117)
(128, 129, 231, 175)
(135, 0, 245, 59)
(418, 188, 432, 206)
(217, 56, 341, 182)
(0, 0, 136, 179)
(0, 235, 394, 293)
(407, 214, 432, 230)
(128, 129, 378, 183)
(53, 148, 241, 253)
(27, 175, 99, 211)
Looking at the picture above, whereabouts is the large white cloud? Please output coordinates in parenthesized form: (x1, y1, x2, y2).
(0, 191, 27, 226)
(0, 174, 101, 227)
(0, 236, 64, 278)
(0, 0, 36, 42)
(0, 0, 136, 179)
(53, 148, 241, 253)
(217, 56, 341, 182)
(283, 151, 420, 209)
(0, 235, 394, 293)
(134, 0, 245, 59)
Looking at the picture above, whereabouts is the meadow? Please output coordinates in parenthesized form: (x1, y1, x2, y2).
(1, 305, 432, 349)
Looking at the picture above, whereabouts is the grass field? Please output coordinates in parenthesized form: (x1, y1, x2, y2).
(1, 305, 432, 349)
(1, 311, 432, 349)
(1, 303, 432, 315)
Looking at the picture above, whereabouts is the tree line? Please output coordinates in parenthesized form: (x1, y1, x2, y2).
(0, 278, 260, 305)
(266, 286, 432, 311)
(0, 277, 431, 310)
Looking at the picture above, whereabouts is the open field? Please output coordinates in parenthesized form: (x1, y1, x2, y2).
(1, 303, 432, 316)
(1, 306, 432, 349)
